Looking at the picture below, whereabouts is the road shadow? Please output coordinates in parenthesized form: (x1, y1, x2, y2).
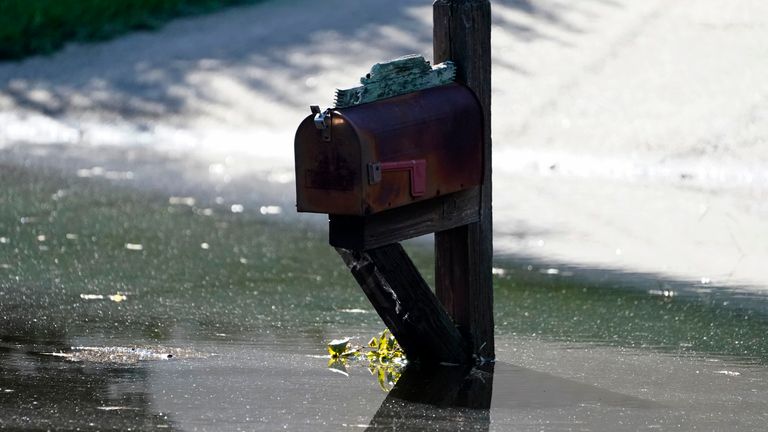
(0, 0, 616, 125)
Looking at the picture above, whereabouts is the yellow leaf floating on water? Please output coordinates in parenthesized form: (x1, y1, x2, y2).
(325, 330, 405, 392)
(80, 293, 127, 302)
(327, 337, 350, 358)
(108, 293, 127, 303)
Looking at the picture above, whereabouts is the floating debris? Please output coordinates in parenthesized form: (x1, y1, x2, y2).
(80, 293, 127, 302)
(230, 204, 244, 213)
(97, 407, 139, 411)
(76, 167, 133, 180)
(169, 196, 196, 206)
(259, 206, 282, 215)
(125, 243, 143, 251)
(0, 237, 8, 244)
(104, 171, 135, 180)
(338, 308, 368, 314)
(65, 233, 79, 240)
(648, 289, 676, 298)
(42, 346, 206, 364)
(200, 242, 210, 250)
(77, 166, 105, 177)
(715, 370, 741, 377)
(108, 293, 127, 303)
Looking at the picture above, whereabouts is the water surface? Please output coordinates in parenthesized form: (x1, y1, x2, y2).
(1, 164, 767, 430)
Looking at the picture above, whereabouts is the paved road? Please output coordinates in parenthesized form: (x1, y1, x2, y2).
(1, 0, 766, 289)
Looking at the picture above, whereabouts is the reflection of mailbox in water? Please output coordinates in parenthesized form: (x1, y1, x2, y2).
(294, 82, 482, 216)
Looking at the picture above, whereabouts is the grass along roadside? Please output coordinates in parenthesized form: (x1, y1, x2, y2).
(0, 0, 265, 61)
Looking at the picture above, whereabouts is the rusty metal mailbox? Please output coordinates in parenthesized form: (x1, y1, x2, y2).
(295, 83, 482, 214)
(294, 57, 483, 250)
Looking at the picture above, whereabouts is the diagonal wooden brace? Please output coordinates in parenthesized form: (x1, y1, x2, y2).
(336, 244, 468, 364)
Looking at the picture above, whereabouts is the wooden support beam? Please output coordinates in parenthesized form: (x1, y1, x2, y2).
(329, 188, 480, 251)
(433, 0, 495, 361)
(336, 244, 468, 364)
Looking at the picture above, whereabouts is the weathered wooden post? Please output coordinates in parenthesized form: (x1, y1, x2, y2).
(433, 0, 494, 360)
(293, 2, 494, 364)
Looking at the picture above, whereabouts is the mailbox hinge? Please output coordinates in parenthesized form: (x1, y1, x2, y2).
(310, 105, 332, 142)
(368, 160, 427, 197)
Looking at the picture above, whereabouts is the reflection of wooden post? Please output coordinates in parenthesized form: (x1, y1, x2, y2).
(366, 363, 494, 430)
(434, 0, 495, 360)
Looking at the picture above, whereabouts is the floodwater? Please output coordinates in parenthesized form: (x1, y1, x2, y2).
(1, 160, 768, 431)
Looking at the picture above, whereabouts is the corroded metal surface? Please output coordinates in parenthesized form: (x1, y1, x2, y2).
(295, 83, 483, 216)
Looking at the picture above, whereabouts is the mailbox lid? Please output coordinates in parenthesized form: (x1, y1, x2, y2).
(295, 83, 483, 216)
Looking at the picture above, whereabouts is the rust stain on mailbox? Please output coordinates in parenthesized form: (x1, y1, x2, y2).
(294, 83, 483, 216)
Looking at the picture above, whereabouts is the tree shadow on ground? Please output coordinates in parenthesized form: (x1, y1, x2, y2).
(0, 0, 618, 126)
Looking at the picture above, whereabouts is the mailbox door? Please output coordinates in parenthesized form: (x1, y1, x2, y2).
(346, 83, 483, 215)
(294, 114, 366, 215)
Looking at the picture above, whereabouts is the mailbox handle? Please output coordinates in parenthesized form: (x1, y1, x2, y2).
(309, 105, 332, 142)
(368, 160, 427, 197)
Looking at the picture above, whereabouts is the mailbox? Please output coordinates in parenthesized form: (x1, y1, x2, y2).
(294, 55, 484, 250)
(294, 83, 482, 216)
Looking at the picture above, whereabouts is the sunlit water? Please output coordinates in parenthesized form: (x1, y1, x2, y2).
(2, 164, 768, 431)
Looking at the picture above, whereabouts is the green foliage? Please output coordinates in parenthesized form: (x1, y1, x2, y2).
(326, 330, 406, 392)
(327, 337, 357, 359)
(0, 0, 262, 60)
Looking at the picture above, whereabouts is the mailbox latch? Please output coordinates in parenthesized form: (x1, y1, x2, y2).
(368, 160, 427, 197)
(310, 105, 332, 142)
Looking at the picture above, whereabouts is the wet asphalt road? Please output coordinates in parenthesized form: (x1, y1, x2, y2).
(1, 0, 768, 430)
(1, 156, 767, 430)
